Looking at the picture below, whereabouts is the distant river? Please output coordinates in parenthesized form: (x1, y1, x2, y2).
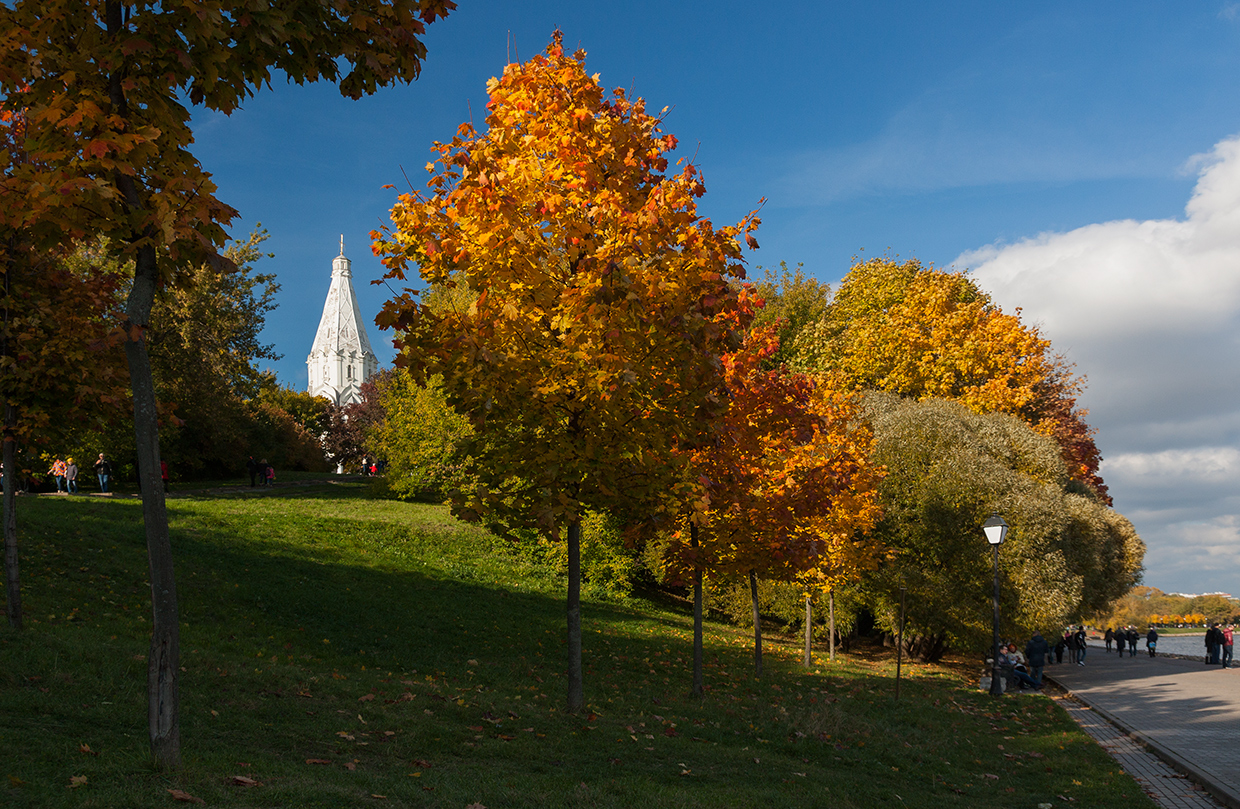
(1084, 634, 1207, 658)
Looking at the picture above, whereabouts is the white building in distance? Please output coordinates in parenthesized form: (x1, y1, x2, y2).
(307, 238, 379, 405)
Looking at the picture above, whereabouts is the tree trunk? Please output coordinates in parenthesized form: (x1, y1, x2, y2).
(828, 588, 835, 662)
(803, 595, 813, 666)
(3, 404, 19, 630)
(691, 523, 703, 698)
(566, 519, 582, 713)
(125, 243, 181, 768)
(749, 569, 762, 678)
(2, 236, 20, 630)
(106, 0, 180, 767)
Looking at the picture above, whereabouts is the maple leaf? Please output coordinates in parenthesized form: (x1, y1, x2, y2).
(68, 775, 87, 788)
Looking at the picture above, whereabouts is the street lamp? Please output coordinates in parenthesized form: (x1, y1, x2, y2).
(983, 514, 1009, 697)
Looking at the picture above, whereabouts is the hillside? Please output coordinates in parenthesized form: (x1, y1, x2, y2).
(0, 483, 1155, 808)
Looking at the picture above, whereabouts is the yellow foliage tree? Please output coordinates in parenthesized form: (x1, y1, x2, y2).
(375, 33, 760, 712)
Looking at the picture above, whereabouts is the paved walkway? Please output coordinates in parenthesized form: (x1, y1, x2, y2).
(1056, 695, 1225, 809)
(1046, 653, 1240, 809)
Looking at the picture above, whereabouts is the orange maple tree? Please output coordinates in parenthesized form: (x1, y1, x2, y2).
(0, 0, 454, 767)
(374, 33, 761, 712)
(664, 326, 884, 681)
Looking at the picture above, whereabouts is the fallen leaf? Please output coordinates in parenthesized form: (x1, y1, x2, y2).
(358, 694, 376, 702)
(370, 794, 386, 800)
(79, 743, 99, 756)
(68, 775, 88, 788)
(305, 758, 332, 765)
(344, 762, 357, 771)
(465, 803, 485, 809)
(167, 788, 205, 803)
(230, 775, 260, 787)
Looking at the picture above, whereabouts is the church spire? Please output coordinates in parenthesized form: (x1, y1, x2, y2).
(307, 237, 379, 405)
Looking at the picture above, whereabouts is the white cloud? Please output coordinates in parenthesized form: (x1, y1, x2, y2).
(959, 136, 1240, 340)
(1103, 446, 1240, 484)
(959, 135, 1240, 594)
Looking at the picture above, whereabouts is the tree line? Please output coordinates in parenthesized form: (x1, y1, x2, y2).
(360, 35, 1143, 705)
(2, 8, 1143, 770)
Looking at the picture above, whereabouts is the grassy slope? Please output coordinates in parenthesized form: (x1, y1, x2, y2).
(1, 485, 1156, 808)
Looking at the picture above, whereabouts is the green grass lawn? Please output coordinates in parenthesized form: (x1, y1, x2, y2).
(1, 485, 1157, 808)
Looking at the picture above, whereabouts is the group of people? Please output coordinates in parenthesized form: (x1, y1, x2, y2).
(246, 457, 276, 487)
(45, 454, 113, 494)
(1050, 626, 1091, 665)
(1204, 623, 1234, 668)
(1103, 626, 1158, 658)
(995, 631, 1052, 691)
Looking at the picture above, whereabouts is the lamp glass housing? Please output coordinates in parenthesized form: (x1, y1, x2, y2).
(982, 514, 1009, 546)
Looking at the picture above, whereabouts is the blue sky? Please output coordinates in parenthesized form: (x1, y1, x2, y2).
(190, 1, 1240, 595)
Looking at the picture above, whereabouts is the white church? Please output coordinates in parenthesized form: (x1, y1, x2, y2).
(307, 238, 379, 405)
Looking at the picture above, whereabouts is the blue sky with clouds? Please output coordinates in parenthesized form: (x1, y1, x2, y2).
(190, 1, 1240, 595)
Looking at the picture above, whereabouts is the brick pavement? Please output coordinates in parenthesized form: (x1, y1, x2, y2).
(1046, 652, 1239, 809)
(1056, 695, 1224, 809)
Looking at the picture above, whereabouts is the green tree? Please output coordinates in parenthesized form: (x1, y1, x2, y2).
(860, 393, 1143, 661)
(0, 0, 455, 767)
(371, 369, 471, 500)
(255, 374, 332, 438)
(375, 33, 759, 712)
(750, 261, 830, 369)
(149, 228, 281, 477)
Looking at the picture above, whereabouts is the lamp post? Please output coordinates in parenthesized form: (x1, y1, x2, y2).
(983, 514, 1009, 697)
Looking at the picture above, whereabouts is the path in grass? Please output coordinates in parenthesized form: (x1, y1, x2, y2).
(2, 484, 1160, 808)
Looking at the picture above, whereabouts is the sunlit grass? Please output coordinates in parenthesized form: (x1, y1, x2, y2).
(0, 485, 1155, 807)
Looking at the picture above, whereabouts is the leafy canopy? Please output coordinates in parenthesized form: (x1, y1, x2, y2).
(375, 32, 761, 532)
(795, 257, 1107, 500)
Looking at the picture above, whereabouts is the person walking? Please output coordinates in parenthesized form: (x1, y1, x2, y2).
(65, 458, 78, 494)
(93, 453, 111, 494)
(1146, 626, 1159, 658)
(246, 456, 258, 487)
(1055, 631, 1067, 664)
(49, 457, 67, 493)
(1074, 626, 1088, 666)
(1104, 627, 1114, 653)
(1025, 631, 1049, 686)
(1127, 626, 1138, 657)
(1222, 625, 1234, 669)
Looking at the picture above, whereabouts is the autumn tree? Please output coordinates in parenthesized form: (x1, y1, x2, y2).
(662, 327, 883, 682)
(375, 33, 759, 712)
(0, 0, 455, 767)
(750, 261, 831, 370)
(0, 239, 129, 628)
(795, 257, 1108, 501)
(324, 375, 387, 474)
